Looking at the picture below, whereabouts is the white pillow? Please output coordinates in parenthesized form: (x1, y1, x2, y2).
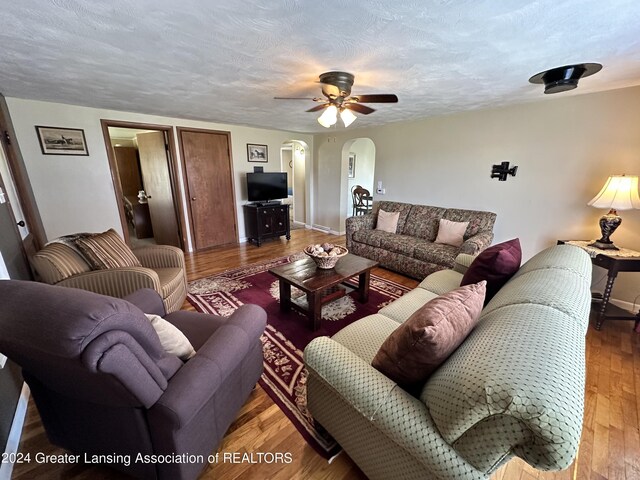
(434, 219, 469, 247)
(145, 314, 196, 361)
(376, 209, 400, 233)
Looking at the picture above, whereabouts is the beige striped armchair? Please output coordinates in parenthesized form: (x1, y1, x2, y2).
(31, 234, 187, 313)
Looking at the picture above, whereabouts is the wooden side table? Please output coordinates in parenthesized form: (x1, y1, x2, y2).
(558, 240, 640, 330)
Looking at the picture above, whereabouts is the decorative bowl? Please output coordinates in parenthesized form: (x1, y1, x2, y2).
(304, 244, 348, 269)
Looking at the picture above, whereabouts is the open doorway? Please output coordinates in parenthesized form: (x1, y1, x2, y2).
(101, 121, 185, 250)
(343, 138, 376, 217)
(280, 140, 308, 229)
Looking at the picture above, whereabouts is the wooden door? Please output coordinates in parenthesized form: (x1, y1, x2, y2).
(114, 146, 142, 196)
(179, 129, 237, 250)
(136, 132, 180, 247)
(0, 169, 30, 460)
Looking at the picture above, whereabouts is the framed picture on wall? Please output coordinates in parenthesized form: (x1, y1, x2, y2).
(35, 126, 89, 156)
(247, 144, 268, 162)
(348, 153, 356, 178)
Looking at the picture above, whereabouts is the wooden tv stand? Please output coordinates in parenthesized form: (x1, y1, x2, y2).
(243, 203, 290, 246)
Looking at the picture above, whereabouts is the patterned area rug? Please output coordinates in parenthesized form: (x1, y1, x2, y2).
(187, 253, 410, 458)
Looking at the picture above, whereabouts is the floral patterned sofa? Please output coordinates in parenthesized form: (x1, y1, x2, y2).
(346, 201, 496, 279)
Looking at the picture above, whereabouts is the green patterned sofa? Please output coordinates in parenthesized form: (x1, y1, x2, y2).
(304, 244, 592, 480)
(346, 201, 496, 279)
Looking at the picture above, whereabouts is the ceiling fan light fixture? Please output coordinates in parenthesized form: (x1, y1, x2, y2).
(318, 105, 338, 128)
(340, 108, 357, 127)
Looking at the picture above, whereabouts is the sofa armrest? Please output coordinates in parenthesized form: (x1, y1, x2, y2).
(453, 253, 476, 274)
(152, 304, 266, 428)
(345, 214, 376, 249)
(304, 337, 483, 479)
(124, 288, 166, 316)
(460, 231, 493, 255)
(133, 245, 185, 270)
(57, 267, 161, 298)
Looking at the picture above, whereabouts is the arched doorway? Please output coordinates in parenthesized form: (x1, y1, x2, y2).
(341, 138, 376, 221)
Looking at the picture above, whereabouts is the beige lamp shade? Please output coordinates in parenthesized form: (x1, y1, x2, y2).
(587, 175, 640, 211)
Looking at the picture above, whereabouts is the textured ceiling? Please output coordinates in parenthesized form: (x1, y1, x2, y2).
(1, 0, 640, 133)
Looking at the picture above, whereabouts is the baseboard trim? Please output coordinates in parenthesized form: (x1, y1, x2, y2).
(610, 298, 640, 314)
(0, 383, 29, 480)
(310, 225, 343, 236)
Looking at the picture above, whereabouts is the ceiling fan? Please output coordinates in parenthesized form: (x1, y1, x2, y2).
(275, 71, 398, 128)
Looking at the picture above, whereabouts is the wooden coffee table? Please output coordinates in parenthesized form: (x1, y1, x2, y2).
(268, 253, 379, 331)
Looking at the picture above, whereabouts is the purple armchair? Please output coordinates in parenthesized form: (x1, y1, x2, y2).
(0, 280, 266, 480)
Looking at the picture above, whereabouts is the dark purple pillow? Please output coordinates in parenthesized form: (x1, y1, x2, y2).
(460, 238, 522, 303)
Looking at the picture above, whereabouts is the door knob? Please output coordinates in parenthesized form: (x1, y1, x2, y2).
(146, 195, 152, 199)
(16, 220, 25, 227)
(191, 197, 197, 201)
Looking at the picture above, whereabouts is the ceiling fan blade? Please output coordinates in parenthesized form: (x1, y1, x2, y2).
(306, 104, 327, 113)
(351, 94, 398, 103)
(346, 103, 376, 115)
(274, 97, 321, 100)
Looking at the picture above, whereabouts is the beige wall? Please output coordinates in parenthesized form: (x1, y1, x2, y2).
(6, 98, 313, 250)
(313, 86, 640, 305)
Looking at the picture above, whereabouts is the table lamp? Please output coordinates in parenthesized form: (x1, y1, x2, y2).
(587, 174, 640, 250)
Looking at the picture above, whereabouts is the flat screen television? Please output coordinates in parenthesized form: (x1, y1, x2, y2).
(247, 172, 288, 202)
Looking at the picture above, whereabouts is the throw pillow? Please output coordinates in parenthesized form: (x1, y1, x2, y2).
(75, 229, 142, 270)
(376, 209, 400, 233)
(145, 314, 196, 361)
(460, 238, 522, 304)
(32, 243, 91, 284)
(372, 281, 486, 389)
(434, 219, 469, 247)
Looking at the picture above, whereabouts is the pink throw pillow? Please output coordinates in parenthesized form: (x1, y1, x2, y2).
(376, 209, 400, 233)
(372, 281, 486, 389)
(434, 219, 469, 247)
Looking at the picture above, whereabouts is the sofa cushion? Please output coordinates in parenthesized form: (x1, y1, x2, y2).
(401, 205, 447, 241)
(332, 314, 400, 364)
(511, 243, 592, 283)
(379, 234, 426, 256)
(413, 242, 459, 267)
(378, 288, 439, 324)
(434, 219, 468, 247)
(443, 208, 497, 238)
(418, 269, 463, 296)
(75, 229, 142, 270)
(375, 209, 400, 233)
(372, 281, 486, 389)
(461, 238, 521, 303)
(32, 242, 91, 284)
(352, 229, 395, 248)
(482, 268, 592, 331)
(373, 201, 414, 233)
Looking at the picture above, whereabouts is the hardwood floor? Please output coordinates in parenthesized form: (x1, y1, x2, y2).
(11, 229, 640, 479)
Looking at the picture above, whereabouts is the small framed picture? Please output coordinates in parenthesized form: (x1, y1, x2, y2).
(35, 126, 89, 156)
(348, 153, 356, 178)
(247, 144, 268, 162)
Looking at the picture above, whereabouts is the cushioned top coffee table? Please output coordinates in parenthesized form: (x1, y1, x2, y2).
(269, 253, 379, 331)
